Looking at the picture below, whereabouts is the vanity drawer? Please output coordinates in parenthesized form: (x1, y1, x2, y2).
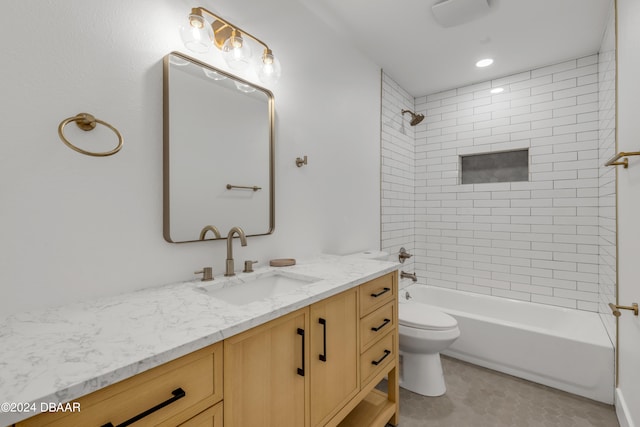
(360, 332, 395, 387)
(359, 273, 396, 317)
(176, 401, 223, 427)
(17, 342, 223, 427)
(360, 301, 395, 351)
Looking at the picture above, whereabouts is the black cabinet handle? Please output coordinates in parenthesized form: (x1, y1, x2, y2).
(371, 318, 391, 332)
(101, 387, 186, 427)
(297, 328, 305, 376)
(319, 318, 327, 362)
(370, 287, 391, 298)
(371, 349, 391, 366)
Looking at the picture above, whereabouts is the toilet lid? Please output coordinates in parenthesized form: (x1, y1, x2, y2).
(399, 304, 458, 331)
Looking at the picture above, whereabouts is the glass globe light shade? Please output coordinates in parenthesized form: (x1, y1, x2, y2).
(256, 51, 282, 85)
(180, 14, 213, 54)
(222, 33, 252, 71)
(168, 56, 190, 67)
(234, 81, 257, 93)
(203, 69, 227, 80)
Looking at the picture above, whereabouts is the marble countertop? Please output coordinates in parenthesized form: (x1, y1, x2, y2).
(0, 254, 399, 426)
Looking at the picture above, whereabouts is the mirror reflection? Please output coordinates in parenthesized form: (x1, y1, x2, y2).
(163, 52, 274, 243)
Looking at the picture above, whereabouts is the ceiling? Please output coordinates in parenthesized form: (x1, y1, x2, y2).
(300, 0, 612, 96)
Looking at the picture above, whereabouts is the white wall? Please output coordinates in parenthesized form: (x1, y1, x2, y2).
(615, 1, 640, 425)
(0, 0, 382, 315)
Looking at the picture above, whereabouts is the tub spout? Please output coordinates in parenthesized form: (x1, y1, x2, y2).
(401, 271, 417, 282)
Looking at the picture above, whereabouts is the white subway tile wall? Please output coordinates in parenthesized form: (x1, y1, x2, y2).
(598, 6, 617, 342)
(381, 72, 415, 281)
(381, 51, 615, 313)
(414, 56, 601, 309)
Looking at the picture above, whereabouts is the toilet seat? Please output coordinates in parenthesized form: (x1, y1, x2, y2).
(399, 304, 458, 331)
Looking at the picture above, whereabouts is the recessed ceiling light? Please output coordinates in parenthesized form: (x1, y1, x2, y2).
(476, 58, 494, 68)
(490, 87, 504, 94)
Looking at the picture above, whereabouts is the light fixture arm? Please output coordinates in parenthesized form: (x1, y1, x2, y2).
(192, 7, 271, 54)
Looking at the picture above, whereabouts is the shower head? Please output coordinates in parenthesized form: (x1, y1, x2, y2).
(402, 109, 425, 126)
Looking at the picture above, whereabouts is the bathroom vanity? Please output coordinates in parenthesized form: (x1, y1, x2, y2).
(0, 256, 399, 427)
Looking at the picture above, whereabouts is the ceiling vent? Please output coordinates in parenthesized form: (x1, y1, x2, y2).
(431, 0, 491, 28)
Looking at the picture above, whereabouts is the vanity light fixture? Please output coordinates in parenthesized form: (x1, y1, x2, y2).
(475, 58, 494, 68)
(180, 7, 282, 85)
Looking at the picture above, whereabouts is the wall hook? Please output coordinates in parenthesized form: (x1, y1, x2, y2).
(295, 155, 308, 167)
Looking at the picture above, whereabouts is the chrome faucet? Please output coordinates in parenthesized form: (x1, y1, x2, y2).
(225, 226, 247, 276)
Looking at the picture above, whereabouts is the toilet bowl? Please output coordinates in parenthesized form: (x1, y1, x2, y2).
(398, 302, 460, 396)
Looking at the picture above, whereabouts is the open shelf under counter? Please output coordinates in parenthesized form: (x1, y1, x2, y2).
(337, 389, 396, 427)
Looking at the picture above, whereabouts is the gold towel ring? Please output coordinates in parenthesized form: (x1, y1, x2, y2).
(58, 113, 123, 157)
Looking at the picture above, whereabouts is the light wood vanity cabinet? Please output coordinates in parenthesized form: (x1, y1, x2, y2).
(309, 289, 359, 426)
(223, 308, 308, 427)
(16, 342, 224, 427)
(225, 272, 398, 427)
(176, 403, 223, 427)
(337, 271, 399, 427)
(14, 272, 398, 427)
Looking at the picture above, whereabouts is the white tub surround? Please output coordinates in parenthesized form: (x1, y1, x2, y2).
(414, 56, 601, 310)
(0, 255, 399, 426)
(402, 285, 614, 404)
(381, 56, 610, 312)
(380, 73, 417, 284)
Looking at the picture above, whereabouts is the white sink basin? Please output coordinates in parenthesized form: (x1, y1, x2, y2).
(196, 271, 321, 305)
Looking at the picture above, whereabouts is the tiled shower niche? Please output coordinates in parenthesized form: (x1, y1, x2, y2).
(460, 149, 529, 184)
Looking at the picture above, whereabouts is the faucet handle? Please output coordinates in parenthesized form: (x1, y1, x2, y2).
(399, 247, 413, 263)
(195, 267, 214, 281)
(243, 260, 258, 273)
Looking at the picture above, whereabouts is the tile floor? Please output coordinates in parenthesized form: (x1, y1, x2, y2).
(383, 356, 619, 427)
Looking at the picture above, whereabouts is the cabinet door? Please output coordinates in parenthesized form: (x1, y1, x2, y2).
(310, 289, 359, 426)
(224, 308, 309, 427)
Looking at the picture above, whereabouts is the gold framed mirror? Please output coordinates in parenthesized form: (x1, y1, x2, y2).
(163, 51, 274, 243)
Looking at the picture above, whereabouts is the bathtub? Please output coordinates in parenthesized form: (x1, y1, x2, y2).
(402, 285, 614, 404)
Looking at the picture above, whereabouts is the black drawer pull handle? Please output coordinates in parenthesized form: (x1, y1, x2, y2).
(101, 387, 186, 427)
(371, 318, 391, 332)
(371, 287, 391, 298)
(371, 349, 391, 366)
(297, 328, 305, 376)
(319, 318, 327, 362)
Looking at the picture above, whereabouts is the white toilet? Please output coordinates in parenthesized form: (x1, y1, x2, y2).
(398, 302, 460, 396)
